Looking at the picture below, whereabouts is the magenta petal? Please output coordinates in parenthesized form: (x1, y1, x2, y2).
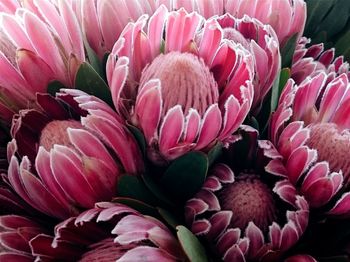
(198, 18, 222, 65)
(159, 105, 184, 156)
(148, 5, 167, 58)
(223, 244, 245, 262)
(327, 192, 350, 216)
(50, 146, 97, 208)
(280, 222, 299, 251)
(0, 253, 32, 262)
(285, 254, 317, 262)
(216, 228, 241, 256)
(196, 104, 222, 150)
(192, 219, 211, 235)
(286, 146, 317, 185)
(135, 80, 162, 143)
(245, 222, 264, 258)
(207, 211, 232, 240)
(16, 49, 54, 94)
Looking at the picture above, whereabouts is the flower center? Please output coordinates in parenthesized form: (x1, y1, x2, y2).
(79, 238, 138, 262)
(139, 51, 219, 115)
(218, 173, 277, 233)
(39, 120, 83, 151)
(307, 123, 350, 184)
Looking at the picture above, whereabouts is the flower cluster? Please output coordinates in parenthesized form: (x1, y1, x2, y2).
(0, 0, 349, 261)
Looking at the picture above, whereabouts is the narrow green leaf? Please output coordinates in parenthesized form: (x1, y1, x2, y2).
(157, 208, 182, 229)
(112, 197, 159, 217)
(176, 225, 208, 262)
(47, 80, 65, 96)
(160, 152, 208, 203)
(75, 62, 113, 106)
(207, 142, 223, 166)
(142, 173, 175, 207)
(281, 34, 298, 68)
(127, 124, 146, 157)
(117, 175, 159, 206)
(271, 68, 291, 112)
(84, 38, 103, 76)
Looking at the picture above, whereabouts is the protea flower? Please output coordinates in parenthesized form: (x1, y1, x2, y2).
(185, 126, 309, 261)
(74, 0, 157, 59)
(27, 202, 186, 261)
(0, 0, 85, 121)
(217, 13, 280, 113)
(292, 37, 350, 84)
(4, 90, 144, 219)
(225, 0, 307, 47)
(0, 214, 50, 261)
(269, 72, 350, 216)
(107, 6, 254, 164)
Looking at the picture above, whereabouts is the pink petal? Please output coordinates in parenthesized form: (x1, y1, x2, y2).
(327, 192, 350, 216)
(198, 18, 222, 65)
(245, 222, 264, 258)
(135, 80, 162, 143)
(196, 104, 222, 150)
(159, 105, 185, 156)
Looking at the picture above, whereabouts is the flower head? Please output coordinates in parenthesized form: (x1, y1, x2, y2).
(0, 0, 85, 121)
(29, 202, 186, 261)
(185, 127, 309, 261)
(5, 90, 144, 219)
(269, 72, 350, 217)
(225, 0, 307, 47)
(107, 6, 255, 164)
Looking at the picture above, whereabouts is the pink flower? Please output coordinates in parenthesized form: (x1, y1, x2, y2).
(292, 37, 350, 84)
(269, 72, 350, 216)
(74, 0, 158, 59)
(29, 202, 186, 261)
(225, 0, 307, 47)
(217, 13, 280, 113)
(185, 127, 309, 261)
(0, 0, 85, 121)
(106, 6, 255, 164)
(5, 90, 144, 219)
(0, 214, 49, 261)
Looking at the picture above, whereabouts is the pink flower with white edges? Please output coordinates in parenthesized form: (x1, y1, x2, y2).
(106, 6, 255, 164)
(4, 90, 144, 219)
(269, 72, 350, 216)
(0, 0, 85, 121)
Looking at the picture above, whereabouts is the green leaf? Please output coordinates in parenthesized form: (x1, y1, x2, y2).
(112, 197, 159, 217)
(75, 62, 113, 106)
(207, 142, 223, 166)
(142, 173, 175, 207)
(270, 68, 291, 112)
(84, 39, 103, 76)
(160, 152, 208, 203)
(127, 124, 146, 156)
(281, 33, 298, 68)
(47, 80, 65, 96)
(157, 208, 182, 229)
(335, 30, 350, 61)
(117, 175, 160, 206)
(176, 225, 208, 262)
(305, 0, 335, 37)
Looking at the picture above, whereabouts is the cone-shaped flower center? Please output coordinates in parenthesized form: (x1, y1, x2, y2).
(140, 51, 219, 115)
(39, 120, 83, 151)
(218, 173, 277, 233)
(307, 123, 350, 184)
(79, 238, 137, 261)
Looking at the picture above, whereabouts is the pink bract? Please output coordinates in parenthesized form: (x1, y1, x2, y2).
(106, 6, 255, 164)
(4, 90, 144, 219)
(0, 0, 85, 121)
(269, 72, 350, 217)
(29, 202, 186, 261)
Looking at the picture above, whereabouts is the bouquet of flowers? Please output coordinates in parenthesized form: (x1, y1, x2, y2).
(1, 0, 350, 261)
